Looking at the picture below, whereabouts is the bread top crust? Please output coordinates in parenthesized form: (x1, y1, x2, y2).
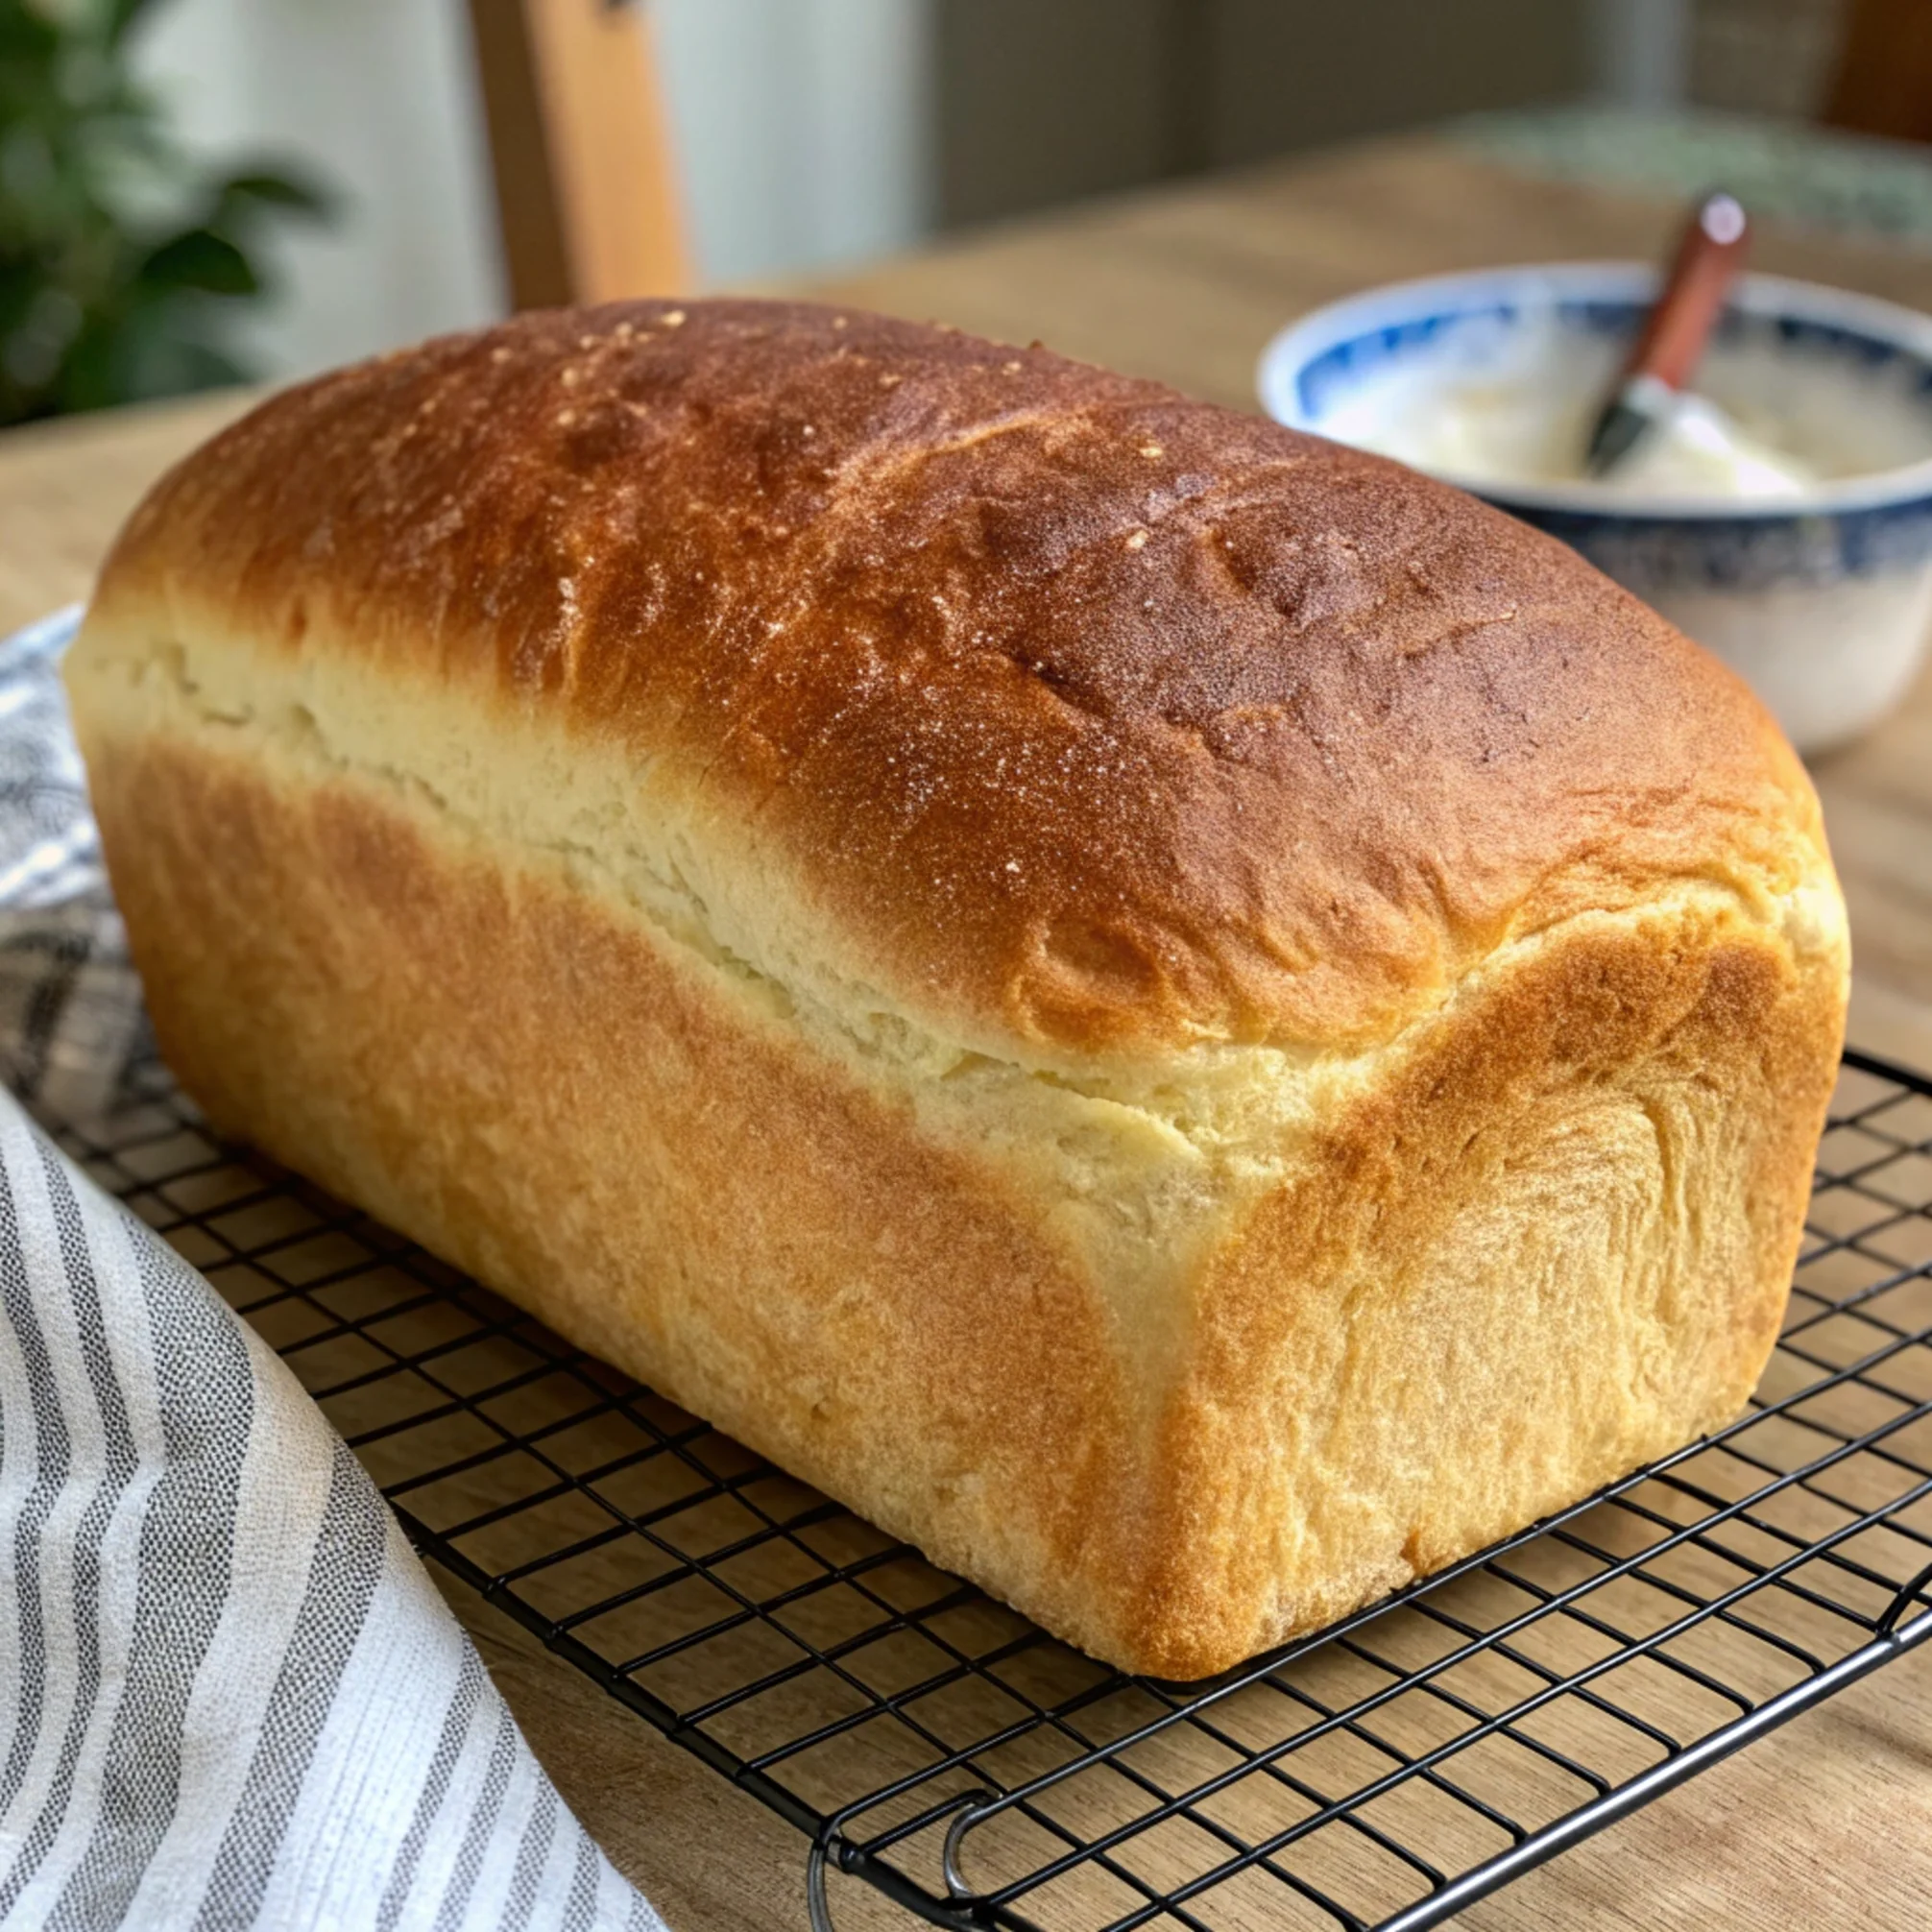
(90, 297, 1833, 1060)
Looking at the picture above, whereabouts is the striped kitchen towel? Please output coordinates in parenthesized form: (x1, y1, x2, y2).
(0, 608, 663, 1931)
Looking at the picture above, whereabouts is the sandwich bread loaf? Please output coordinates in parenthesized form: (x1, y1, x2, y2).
(64, 301, 1849, 1678)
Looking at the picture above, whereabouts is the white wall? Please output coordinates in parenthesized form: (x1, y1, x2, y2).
(658, 0, 934, 285)
(132, 0, 936, 383)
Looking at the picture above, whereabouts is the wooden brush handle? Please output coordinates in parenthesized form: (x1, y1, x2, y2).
(1620, 192, 1751, 394)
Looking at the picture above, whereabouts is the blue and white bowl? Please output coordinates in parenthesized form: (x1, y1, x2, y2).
(1258, 263, 1932, 754)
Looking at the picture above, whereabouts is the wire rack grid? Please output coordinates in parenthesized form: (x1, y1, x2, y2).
(36, 1042, 1932, 1932)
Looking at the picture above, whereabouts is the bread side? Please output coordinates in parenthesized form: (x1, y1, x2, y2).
(65, 602, 1847, 1675)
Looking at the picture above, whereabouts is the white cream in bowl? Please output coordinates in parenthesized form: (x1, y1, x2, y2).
(1314, 312, 1932, 502)
(1378, 374, 1820, 501)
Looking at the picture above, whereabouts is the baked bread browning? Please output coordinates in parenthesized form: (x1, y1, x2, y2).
(66, 300, 1848, 1678)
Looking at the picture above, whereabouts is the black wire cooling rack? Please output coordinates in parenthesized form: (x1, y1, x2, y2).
(36, 1043, 1932, 1932)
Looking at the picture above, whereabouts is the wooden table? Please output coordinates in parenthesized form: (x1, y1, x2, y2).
(3, 134, 1928, 1931)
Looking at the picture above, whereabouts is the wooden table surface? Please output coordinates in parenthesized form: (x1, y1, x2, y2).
(3, 133, 1929, 1930)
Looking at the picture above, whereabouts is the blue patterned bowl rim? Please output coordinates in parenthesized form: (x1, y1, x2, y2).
(1256, 262, 1932, 522)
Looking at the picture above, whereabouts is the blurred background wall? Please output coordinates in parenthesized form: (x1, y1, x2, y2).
(1692, 0, 1847, 115)
(120, 0, 1861, 384)
(935, 0, 1591, 227)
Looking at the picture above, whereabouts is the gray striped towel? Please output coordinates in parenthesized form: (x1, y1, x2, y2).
(0, 608, 663, 1931)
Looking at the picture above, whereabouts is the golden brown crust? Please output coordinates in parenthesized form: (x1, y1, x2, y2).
(86, 298, 1826, 1059)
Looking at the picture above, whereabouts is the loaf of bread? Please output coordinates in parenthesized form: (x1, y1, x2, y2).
(65, 300, 1847, 1679)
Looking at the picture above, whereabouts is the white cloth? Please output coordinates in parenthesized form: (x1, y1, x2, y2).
(0, 610, 662, 1932)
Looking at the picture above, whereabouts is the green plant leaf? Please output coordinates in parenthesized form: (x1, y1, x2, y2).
(0, 9, 61, 67)
(55, 305, 138, 415)
(104, 0, 166, 48)
(137, 225, 257, 295)
(55, 289, 249, 414)
(0, 266, 41, 335)
(213, 166, 335, 221)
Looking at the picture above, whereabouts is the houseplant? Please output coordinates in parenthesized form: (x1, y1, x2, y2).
(0, 0, 328, 427)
